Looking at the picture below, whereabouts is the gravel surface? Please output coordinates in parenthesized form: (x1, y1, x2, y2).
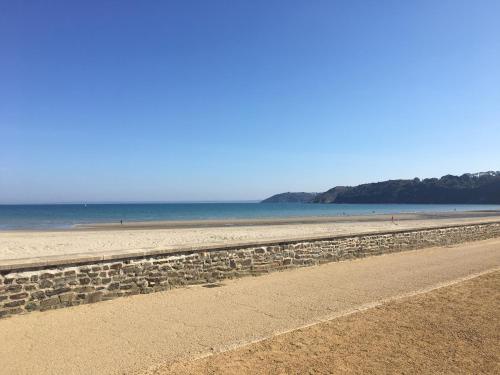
(160, 271, 500, 375)
(0, 238, 498, 375)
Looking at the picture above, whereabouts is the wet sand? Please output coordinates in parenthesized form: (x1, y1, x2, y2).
(1, 211, 500, 261)
(75, 210, 500, 230)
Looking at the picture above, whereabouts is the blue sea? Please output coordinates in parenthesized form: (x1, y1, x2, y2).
(1, 203, 500, 230)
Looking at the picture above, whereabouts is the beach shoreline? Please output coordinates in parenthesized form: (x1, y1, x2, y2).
(1, 211, 500, 264)
(2, 209, 497, 232)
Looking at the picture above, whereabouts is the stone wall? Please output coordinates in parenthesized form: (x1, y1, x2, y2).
(1, 222, 499, 319)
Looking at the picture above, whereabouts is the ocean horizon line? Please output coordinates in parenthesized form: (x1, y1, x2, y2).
(0, 200, 263, 206)
(2, 201, 500, 207)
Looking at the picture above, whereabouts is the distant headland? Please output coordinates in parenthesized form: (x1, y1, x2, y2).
(261, 171, 500, 204)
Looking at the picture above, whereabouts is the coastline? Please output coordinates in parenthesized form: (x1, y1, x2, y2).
(1, 211, 500, 265)
(7, 209, 498, 232)
(2, 203, 500, 232)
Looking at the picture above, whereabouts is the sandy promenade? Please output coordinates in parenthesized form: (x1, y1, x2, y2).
(1, 211, 500, 261)
(162, 270, 500, 375)
(0, 238, 498, 375)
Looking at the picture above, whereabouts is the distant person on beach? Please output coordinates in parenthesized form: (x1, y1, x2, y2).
(120, 220, 123, 225)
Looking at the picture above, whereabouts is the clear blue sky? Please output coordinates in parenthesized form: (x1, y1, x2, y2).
(1, 1, 499, 203)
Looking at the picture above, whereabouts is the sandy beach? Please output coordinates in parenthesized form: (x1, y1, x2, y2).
(1, 211, 500, 262)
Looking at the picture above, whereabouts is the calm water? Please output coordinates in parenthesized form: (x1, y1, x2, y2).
(1, 203, 500, 230)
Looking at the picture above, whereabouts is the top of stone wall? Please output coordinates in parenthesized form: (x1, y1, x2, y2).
(1, 221, 499, 273)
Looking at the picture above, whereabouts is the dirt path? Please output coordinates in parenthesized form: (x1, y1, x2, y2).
(0, 238, 499, 375)
(159, 271, 500, 375)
